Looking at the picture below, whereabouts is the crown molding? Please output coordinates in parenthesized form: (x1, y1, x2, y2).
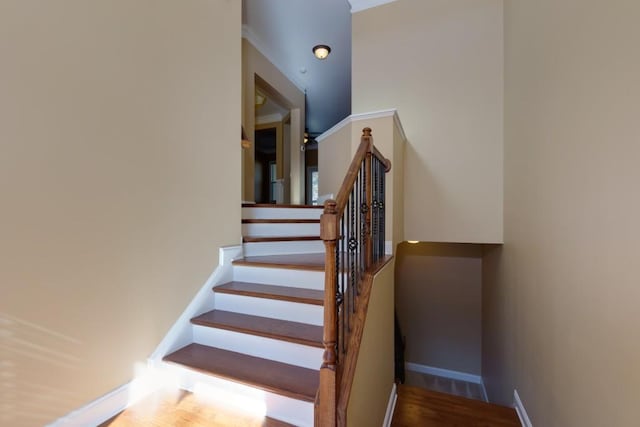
(316, 109, 407, 143)
(348, 0, 399, 13)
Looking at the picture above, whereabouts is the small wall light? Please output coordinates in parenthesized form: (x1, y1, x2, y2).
(407, 240, 419, 244)
(313, 44, 331, 60)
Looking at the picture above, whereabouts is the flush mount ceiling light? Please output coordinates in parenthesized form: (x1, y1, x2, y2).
(312, 44, 331, 60)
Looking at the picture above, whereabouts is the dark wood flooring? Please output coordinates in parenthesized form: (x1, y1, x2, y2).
(391, 385, 520, 427)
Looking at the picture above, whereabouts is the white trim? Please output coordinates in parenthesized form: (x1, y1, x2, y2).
(47, 382, 136, 427)
(392, 110, 408, 142)
(481, 382, 489, 403)
(405, 362, 483, 385)
(352, 109, 407, 142)
(385, 240, 393, 255)
(350, 108, 397, 121)
(242, 25, 306, 92)
(149, 245, 242, 361)
(348, 0, 399, 13)
(316, 109, 407, 144)
(315, 114, 353, 143)
(514, 389, 533, 427)
(382, 383, 398, 427)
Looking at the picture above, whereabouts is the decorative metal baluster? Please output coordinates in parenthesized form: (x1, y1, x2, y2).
(376, 158, 379, 260)
(359, 161, 366, 294)
(378, 161, 387, 258)
(372, 156, 378, 262)
(335, 214, 341, 363)
(318, 127, 393, 427)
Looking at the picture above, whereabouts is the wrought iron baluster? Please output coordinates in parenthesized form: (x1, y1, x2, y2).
(380, 159, 385, 258)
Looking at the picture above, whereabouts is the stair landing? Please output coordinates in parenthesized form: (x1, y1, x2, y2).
(391, 385, 520, 426)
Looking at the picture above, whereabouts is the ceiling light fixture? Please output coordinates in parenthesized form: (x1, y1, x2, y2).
(312, 44, 331, 60)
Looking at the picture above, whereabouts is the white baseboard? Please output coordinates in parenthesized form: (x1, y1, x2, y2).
(514, 389, 533, 427)
(47, 382, 134, 427)
(382, 383, 398, 427)
(405, 362, 482, 385)
(481, 382, 489, 402)
(149, 245, 242, 361)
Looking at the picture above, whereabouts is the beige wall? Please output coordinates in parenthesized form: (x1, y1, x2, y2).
(396, 243, 482, 375)
(242, 39, 305, 203)
(483, 1, 640, 425)
(352, 0, 504, 244)
(0, 1, 241, 425)
(392, 120, 405, 251)
(317, 120, 352, 199)
(318, 113, 405, 249)
(347, 260, 395, 427)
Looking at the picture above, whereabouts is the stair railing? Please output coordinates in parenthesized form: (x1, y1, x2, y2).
(317, 127, 391, 426)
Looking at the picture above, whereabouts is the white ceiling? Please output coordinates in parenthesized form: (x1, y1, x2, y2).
(242, 0, 352, 134)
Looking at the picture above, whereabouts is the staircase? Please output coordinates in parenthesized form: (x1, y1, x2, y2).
(161, 203, 325, 426)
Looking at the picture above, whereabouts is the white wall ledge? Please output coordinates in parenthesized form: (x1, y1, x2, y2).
(348, 0, 399, 13)
(316, 109, 407, 143)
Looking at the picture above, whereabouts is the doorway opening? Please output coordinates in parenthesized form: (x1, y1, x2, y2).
(253, 77, 295, 204)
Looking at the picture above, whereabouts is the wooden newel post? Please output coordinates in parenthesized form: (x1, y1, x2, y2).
(319, 199, 338, 427)
(362, 128, 374, 269)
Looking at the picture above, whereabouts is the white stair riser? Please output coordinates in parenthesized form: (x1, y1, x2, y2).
(214, 294, 323, 326)
(159, 362, 314, 427)
(243, 241, 325, 257)
(192, 326, 322, 370)
(242, 207, 322, 221)
(242, 223, 320, 237)
(233, 266, 324, 290)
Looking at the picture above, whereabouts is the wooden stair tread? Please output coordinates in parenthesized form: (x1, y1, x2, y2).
(215, 281, 324, 305)
(232, 253, 325, 271)
(242, 203, 323, 209)
(242, 219, 320, 224)
(163, 344, 319, 402)
(243, 235, 321, 243)
(192, 310, 323, 348)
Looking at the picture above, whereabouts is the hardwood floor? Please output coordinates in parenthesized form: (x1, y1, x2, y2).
(103, 384, 519, 427)
(100, 390, 293, 427)
(391, 385, 520, 427)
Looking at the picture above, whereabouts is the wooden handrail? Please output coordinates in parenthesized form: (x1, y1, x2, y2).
(333, 132, 370, 214)
(317, 127, 392, 426)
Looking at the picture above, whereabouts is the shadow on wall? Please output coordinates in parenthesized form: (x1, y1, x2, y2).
(394, 242, 485, 376)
